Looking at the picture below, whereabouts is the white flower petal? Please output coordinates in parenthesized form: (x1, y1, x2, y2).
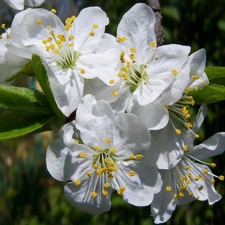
(0, 39, 29, 83)
(115, 160, 162, 206)
(42, 60, 84, 117)
(64, 180, 112, 214)
(189, 132, 225, 160)
(25, 0, 45, 7)
(75, 94, 115, 149)
(177, 164, 221, 205)
(77, 37, 120, 84)
(128, 99, 169, 130)
(151, 170, 176, 224)
(114, 113, 151, 155)
(10, 8, 64, 56)
(46, 138, 74, 181)
(117, 3, 156, 62)
(3, 0, 24, 10)
(145, 122, 184, 169)
(74, 7, 109, 49)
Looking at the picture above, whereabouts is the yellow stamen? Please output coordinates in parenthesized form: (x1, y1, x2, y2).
(92, 24, 98, 29)
(129, 170, 135, 176)
(89, 31, 95, 36)
(109, 79, 115, 85)
(79, 152, 86, 158)
(87, 171, 92, 177)
(36, 20, 42, 25)
(112, 91, 118, 97)
(105, 137, 111, 143)
(80, 68, 85, 74)
(172, 69, 178, 76)
(136, 154, 143, 159)
(150, 41, 156, 47)
(74, 179, 81, 186)
(102, 189, 108, 196)
(104, 182, 110, 188)
(91, 192, 98, 198)
(94, 146, 99, 151)
(51, 9, 57, 13)
(166, 186, 172, 192)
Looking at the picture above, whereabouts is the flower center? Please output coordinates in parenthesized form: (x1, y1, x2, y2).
(166, 94, 195, 135)
(118, 48, 149, 93)
(73, 137, 144, 198)
(92, 146, 119, 177)
(36, 14, 99, 70)
(165, 153, 224, 200)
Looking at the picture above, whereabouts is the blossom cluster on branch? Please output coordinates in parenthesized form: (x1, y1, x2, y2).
(0, 2, 225, 224)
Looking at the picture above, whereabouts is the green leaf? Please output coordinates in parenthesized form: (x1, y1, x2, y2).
(31, 54, 65, 121)
(190, 83, 225, 104)
(205, 67, 225, 86)
(0, 84, 54, 116)
(0, 113, 55, 140)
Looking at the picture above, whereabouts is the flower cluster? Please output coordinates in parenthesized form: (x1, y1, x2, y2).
(1, 2, 225, 223)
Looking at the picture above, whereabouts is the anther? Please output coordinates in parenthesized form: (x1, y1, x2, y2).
(166, 186, 172, 192)
(91, 192, 98, 198)
(195, 134, 199, 139)
(102, 189, 108, 196)
(105, 137, 111, 143)
(150, 41, 156, 48)
(80, 68, 85, 74)
(172, 69, 178, 76)
(87, 171, 92, 177)
(110, 147, 116, 153)
(112, 91, 118, 97)
(104, 182, 110, 188)
(92, 24, 98, 29)
(74, 179, 81, 186)
(129, 171, 135, 176)
(135, 154, 143, 159)
(1, 24, 6, 29)
(89, 31, 95, 36)
(109, 79, 115, 85)
(94, 146, 99, 151)
(51, 9, 57, 13)
(183, 145, 189, 152)
(79, 152, 86, 158)
(36, 20, 42, 25)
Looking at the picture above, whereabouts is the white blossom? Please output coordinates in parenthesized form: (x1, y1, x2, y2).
(46, 94, 162, 214)
(150, 105, 225, 223)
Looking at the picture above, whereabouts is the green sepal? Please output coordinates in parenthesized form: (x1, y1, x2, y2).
(0, 84, 54, 116)
(0, 113, 56, 140)
(31, 54, 65, 121)
(5, 61, 34, 83)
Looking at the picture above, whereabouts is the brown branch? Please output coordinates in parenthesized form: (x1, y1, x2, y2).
(148, 0, 164, 46)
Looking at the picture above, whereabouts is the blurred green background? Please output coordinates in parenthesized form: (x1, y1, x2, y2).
(1, 0, 225, 224)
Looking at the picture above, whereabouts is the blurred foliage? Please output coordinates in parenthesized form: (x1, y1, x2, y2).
(1, 0, 225, 225)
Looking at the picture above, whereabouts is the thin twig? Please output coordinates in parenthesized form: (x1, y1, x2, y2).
(148, 0, 164, 46)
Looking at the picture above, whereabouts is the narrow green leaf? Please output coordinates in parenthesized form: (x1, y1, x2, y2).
(0, 113, 55, 140)
(190, 83, 225, 104)
(205, 67, 225, 86)
(0, 84, 54, 116)
(31, 54, 65, 121)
